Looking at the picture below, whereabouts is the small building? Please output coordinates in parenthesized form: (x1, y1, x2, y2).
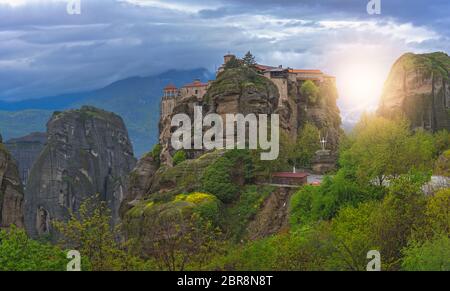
(271, 172, 308, 186)
(179, 79, 209, 101)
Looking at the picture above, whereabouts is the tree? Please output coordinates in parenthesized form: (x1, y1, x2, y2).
(340, 114, 435, 185)
(433, 129, 450, 155)
(371, 172, 429, 270)
(0, 226, 66, 271)
(295, 122, 321, 168)
(300, 80, 320, 104)
(53, 195, 148, 271)
(242, 51, 256, 67)
(402, 233, 450, 271)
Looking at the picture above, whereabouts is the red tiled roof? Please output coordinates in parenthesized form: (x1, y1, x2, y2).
(164, 84, 177, 90)
(254, 64, 277, 71)
(183, 81, 208, 88)
(288, 69, 323, 74)
(272, 172, 308, 178)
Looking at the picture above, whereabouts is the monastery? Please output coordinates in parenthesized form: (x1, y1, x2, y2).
(160, 53, 335, 119)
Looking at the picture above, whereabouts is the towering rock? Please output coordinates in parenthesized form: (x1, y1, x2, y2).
(5, 132, 47, 185)
(0, 133, 24, 228)
(25, 106, 136, 238)
(378, 52, 450, 131)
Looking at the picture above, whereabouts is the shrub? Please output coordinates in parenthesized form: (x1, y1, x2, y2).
(0, 226, 66, 271)
(173, 150, 187, 165)
(201, 150, 253, 203)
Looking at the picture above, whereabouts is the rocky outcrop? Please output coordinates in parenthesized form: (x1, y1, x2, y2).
(5, 132, 47, 185)
(24, 106, 136, 238)
(159, 67, 280, 165)
(378, 52, 450, 131)
(0, 133, 24, 228)
(246, 187, 294, 240)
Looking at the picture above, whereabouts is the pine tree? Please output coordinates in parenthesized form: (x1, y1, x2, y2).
(242, 51, 256, 67)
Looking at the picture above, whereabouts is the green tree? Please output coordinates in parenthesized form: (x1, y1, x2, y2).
(372, 173, 429, 270)
(340, 114, 434, 185)
(435, 149, 450, 177)
(402, 233, 450, 271)
(242, 51, 256, 67)
(53, 195, 148, 271)
(300, 80, 320, 104)
(329, 201, 380, 270)
(0, 226, 66, 271)
(295, 122, 321, 167)
(433, 129, 450, 155)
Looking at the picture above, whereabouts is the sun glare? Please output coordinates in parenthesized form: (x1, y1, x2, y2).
(336, 62, 387, 112)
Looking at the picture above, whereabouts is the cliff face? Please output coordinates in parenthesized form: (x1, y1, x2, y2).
(0, 134, 24, 228)
(5, 132, 47, 185)
(25, 106, 136, 238)
(378, 52, 450, 131)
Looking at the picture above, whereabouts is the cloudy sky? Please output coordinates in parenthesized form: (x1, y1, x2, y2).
(0, 0, 449, 123)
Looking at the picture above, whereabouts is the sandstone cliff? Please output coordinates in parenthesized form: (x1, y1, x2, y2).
(0, 133, 24, 228)
(378, 52, 450, 131)
(25, 106, 136, 238)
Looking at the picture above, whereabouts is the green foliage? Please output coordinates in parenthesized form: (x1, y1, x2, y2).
(295, 122, 321, 167)
(329, 201, 381, 270)
(222, 185, 274, 241)
(0, 226, 66, 271)
(209, 224, 333, 271)
(149, 143, 162, 165)
(173, 150, 187, 165)
(174, 192, 222, 225)
(425, 188, 450, 235)
(433, 129, 450, 155)
(340, 114, 435, 185)
(434, 149, 450, 176)
(53, 195, 149, 271)
(402, 233, 450, 271)
(201, 150, 253, 203)
(224, 55, 242, 69)
(242, 51, 256, 67)
(300, 80, 320, 104)
(290, 169, 385, 226)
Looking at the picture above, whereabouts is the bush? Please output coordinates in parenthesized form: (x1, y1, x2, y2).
(290, 170, 385, 226)
(300, 80, 319, 104)
(173, 150, 187, 165)
(201, 150, 253, 203)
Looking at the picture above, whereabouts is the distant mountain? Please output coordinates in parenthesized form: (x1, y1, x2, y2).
(0, 68, 215, 156)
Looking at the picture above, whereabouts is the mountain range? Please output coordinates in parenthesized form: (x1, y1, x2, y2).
(0, 68, 215, 156)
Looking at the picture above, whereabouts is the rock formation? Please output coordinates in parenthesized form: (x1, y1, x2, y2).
(25, 106, 136, 238)
(122, 61, 342, 241)
(5, 132, 47, 186)
(378, 52, 450, 131)
(0, 133, 24, 228)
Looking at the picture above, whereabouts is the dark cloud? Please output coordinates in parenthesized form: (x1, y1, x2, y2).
(0, 0, 448, 102)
